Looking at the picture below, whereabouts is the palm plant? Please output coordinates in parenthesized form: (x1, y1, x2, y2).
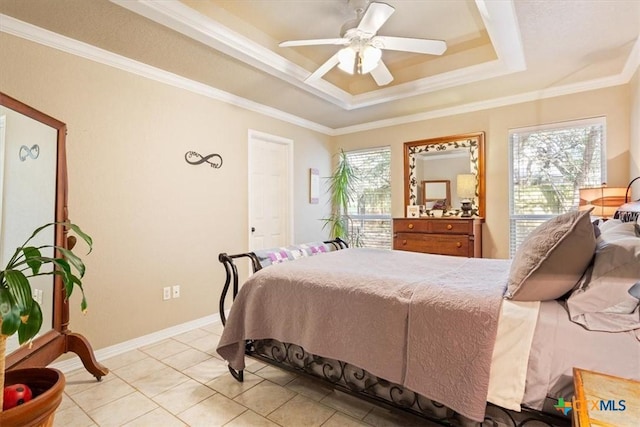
(0, 222, 91, 411)
(323, 149, 362, 246)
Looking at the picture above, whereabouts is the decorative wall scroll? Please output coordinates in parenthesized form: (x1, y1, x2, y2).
(19, 144, 39, 161)
(184, 151, 223, 169)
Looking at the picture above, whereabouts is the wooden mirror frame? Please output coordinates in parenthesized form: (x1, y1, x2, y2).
(2, 92, 107, 379)
(404, 132, 485, 218)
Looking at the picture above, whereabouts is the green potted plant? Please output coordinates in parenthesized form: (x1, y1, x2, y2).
(323, 149, 362, 247)
(0, 222, 91, 426)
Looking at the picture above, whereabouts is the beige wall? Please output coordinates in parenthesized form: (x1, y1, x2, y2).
(0, 33, 333, 350)
(335, 85, 631, 259)
(630, 68, 640, 196)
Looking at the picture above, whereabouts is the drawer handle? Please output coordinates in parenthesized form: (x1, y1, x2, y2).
(408, 224, 414, 229)
(456, 242, 462, 248)
(447, 224, 453, 230)
(402, 240, 407, 245)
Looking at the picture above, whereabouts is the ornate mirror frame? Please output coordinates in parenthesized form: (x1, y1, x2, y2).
(404, 132, 485, 218)
(1, 92, 107, 378)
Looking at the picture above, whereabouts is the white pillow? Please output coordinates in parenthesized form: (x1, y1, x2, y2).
(598, 220, 637, 242)
(567, 233, 640, 333)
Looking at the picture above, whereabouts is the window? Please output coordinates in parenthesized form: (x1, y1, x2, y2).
(345, 147, 392, 249)
(509, 117, 606, 256)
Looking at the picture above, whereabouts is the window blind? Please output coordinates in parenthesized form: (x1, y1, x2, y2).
(345, 147, 392, 249)
(509, 118, 606, 255)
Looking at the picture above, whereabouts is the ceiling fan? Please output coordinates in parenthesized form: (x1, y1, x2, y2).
(279, 0, 447, 86)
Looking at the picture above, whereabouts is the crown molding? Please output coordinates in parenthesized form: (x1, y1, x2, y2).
(333, 71, 634, 135)
(0, 14, 333, 135)
(110, 0, 526, 110)
(1, 13, 637, 138)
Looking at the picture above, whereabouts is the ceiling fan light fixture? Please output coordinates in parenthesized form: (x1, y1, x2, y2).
(360, 45, 381, 74)
(337, 47, 356, 74)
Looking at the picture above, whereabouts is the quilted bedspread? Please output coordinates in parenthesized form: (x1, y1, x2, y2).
(217, 248, 510, 421)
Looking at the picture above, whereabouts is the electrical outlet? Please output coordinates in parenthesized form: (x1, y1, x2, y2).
(172, 285, 180, 298)
(163, 286, 171, 300)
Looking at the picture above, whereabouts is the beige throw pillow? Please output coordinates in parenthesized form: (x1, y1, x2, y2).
(505, 209, 596, 301)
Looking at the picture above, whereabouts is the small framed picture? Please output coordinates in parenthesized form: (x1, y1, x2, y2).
(406, 205, 420, 218)
(309, 168, 319, 204)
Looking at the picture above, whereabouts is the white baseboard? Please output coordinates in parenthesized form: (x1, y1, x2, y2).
(51, 311, 228, 373)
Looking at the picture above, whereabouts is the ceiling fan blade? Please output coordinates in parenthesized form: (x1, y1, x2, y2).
(374, 36, 447, 55)
(305, 52, 340, 81)
(357, 2, 395, 35)
(280, 38, 348, 47)
(370, 60, 393, 86)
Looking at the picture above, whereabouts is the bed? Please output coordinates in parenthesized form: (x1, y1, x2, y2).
(216, 212, 640, 426)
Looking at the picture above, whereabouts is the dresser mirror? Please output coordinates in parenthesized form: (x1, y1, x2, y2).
(1, 92, 106, 378)
(404, 132, 485, 217)
(422, 180, 451, 210)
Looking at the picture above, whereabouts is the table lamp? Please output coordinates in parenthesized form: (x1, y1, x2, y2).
(578, 185, 626, 219)
(457, 174, 476, 217)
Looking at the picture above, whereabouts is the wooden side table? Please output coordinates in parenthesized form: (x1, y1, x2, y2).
(572, 367, 640, 426)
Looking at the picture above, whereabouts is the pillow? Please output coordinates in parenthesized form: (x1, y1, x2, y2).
(599, 220, 638, 242)
(567, 236, 640, 332)
(505, 209, 596, 301)
(614, 201, 640, 223)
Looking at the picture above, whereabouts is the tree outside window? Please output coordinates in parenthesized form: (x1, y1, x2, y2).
(509, 118, 605, 255)
(345, 147, 392, 249)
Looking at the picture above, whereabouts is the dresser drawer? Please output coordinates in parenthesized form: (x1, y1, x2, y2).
(393, 218, 472, 234)
(393, 218, 431, 233)
(429, 220, 471, 234)
(394, 233, 471, 257)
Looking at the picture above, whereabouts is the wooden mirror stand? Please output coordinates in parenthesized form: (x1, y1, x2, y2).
(1, 92, 108, 379)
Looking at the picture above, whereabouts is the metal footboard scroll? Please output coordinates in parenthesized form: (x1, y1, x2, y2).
(217, 238, 348, 382)
(217, 237, 348, 326)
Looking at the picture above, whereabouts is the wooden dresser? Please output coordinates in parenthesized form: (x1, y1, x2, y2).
(392, 217, 483, 258)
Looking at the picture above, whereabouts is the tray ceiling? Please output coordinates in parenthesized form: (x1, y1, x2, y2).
(0, 0, 638, 134)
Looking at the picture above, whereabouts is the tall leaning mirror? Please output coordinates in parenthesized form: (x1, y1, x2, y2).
(1, 92, 107, 378)
(404, 132, 485, 218)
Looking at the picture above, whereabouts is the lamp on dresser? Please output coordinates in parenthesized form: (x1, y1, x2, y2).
(457, 174, 476, 217)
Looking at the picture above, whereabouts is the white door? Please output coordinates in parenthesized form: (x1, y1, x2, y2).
(248, 130, 293, 251)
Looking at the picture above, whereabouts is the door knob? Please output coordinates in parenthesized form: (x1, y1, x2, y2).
(251, 227, 255, 233)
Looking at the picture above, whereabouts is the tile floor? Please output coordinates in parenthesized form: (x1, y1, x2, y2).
(54, 322, 439, 427)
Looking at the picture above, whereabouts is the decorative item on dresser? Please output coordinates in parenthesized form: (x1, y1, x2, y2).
(393, 217, 483, 257)
(456, 173, 476, 217)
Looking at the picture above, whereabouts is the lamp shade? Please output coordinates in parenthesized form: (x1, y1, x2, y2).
(579, 186, 626, 218)
(337, 47, 356, 74)
(337, 45, 381, 75)
(457, 174, 476, 199)
(360, 45, 381, 74)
